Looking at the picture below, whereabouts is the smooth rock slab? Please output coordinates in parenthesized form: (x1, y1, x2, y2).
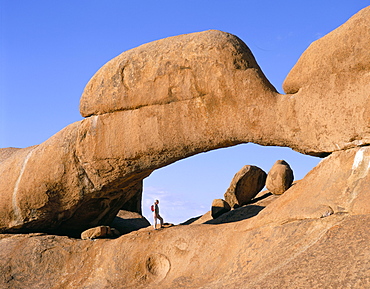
(1, 214, 369, 288)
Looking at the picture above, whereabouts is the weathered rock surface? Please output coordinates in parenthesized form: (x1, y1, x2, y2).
(1, 146, 370, 288)
(1, 6, 370, 235)
(224, 165, 267, 208)
(0, 128, 146, 236)
(265, 160, 294, 195)
(254, 146, 370, 227)
(281, 6, 370, 154)
(211, 199, 231, 219)
(0, 147, 22, 163)
(79, 30, 276, 117)
(0, 29, 278, 235)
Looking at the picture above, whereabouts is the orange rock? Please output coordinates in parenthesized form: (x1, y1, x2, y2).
(211, 199, 231, 219)
(265, 160, 294, 195)
(1, 6, 370, 238)
(224, 165, 267, 208)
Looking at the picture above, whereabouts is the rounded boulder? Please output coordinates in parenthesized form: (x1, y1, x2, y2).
(224, 165, 267, 208)
(266, 160, 294, 195)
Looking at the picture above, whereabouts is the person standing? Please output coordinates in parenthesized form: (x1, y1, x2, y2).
(153, 199, 164, 230)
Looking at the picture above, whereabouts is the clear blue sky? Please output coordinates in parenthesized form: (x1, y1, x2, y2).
(1, 1, 369, 224)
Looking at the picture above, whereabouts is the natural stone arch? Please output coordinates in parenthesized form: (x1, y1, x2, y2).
(0, 7, 369, 235)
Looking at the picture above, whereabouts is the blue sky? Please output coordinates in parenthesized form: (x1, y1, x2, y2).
(1, 1, 369, 224)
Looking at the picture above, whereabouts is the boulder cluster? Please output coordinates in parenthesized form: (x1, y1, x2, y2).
(212, 160, 294, 219)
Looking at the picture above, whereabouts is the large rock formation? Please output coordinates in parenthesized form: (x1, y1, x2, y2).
(0, 5, 370, 233)
(0, 6, 370, 287)
(0, 29, 278, 235)
(281, 6, 370, 153)
(0, 7, 369, 235)
(1, 146, 369, 288)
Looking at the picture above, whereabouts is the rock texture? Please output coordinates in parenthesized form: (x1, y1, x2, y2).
(224, 165, 267, 208)
(1, 6, 370, 235)
(1, 7, 370, 288)
(1, 147, 370, 288)
(281, 6, 370, 154)
(0, 147, 21, 163)
(265, 160, 294, 195)
(0, 132, 146, 236)
(79, 30, 276, 117)
(0, 8, 370, 288)
(254, 146, 370, 227)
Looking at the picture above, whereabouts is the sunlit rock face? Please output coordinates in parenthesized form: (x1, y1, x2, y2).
(0, 6, 370, 236)
(1, 146, 370, 289)
(0, 30, 279, 235)
(281, 6, 370, 154)
(1, 5, 370, 289)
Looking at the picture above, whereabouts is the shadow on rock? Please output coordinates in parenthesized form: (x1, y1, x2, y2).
(247, 192, 273, 205)
(205, 205, 265, 225)
(182, 191, 275, 226)
(110, 210, 151, 235)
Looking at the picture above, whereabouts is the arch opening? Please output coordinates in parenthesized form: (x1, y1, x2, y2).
(142, 143, 320, 225)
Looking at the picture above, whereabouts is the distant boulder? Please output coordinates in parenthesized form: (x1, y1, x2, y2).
(81, 225, 120, 240)
(211, 199, 231, 219)
(224, 165, 267, 208)
(266, 160, 294, 195)
(110, 210, 151, 235)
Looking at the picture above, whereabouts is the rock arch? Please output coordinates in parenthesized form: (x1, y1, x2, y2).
(0, 6, 369, 235)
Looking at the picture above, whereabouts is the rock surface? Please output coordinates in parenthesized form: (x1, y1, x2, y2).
(254, 146, 370, 227)
(79, 30, 276, 117)
(224, 165, 267, 208)
(81, 225, 119, 240)
(265, 160, 294, 195)
(111, 210, 151, 234)
(1, 6, 370, 235)
(281, 6, 370, 154)
(211, 199, 231, 219)
(0, 147, 22, 163)
(1, 7, 370, 288)
(1, 146, 370, 288)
